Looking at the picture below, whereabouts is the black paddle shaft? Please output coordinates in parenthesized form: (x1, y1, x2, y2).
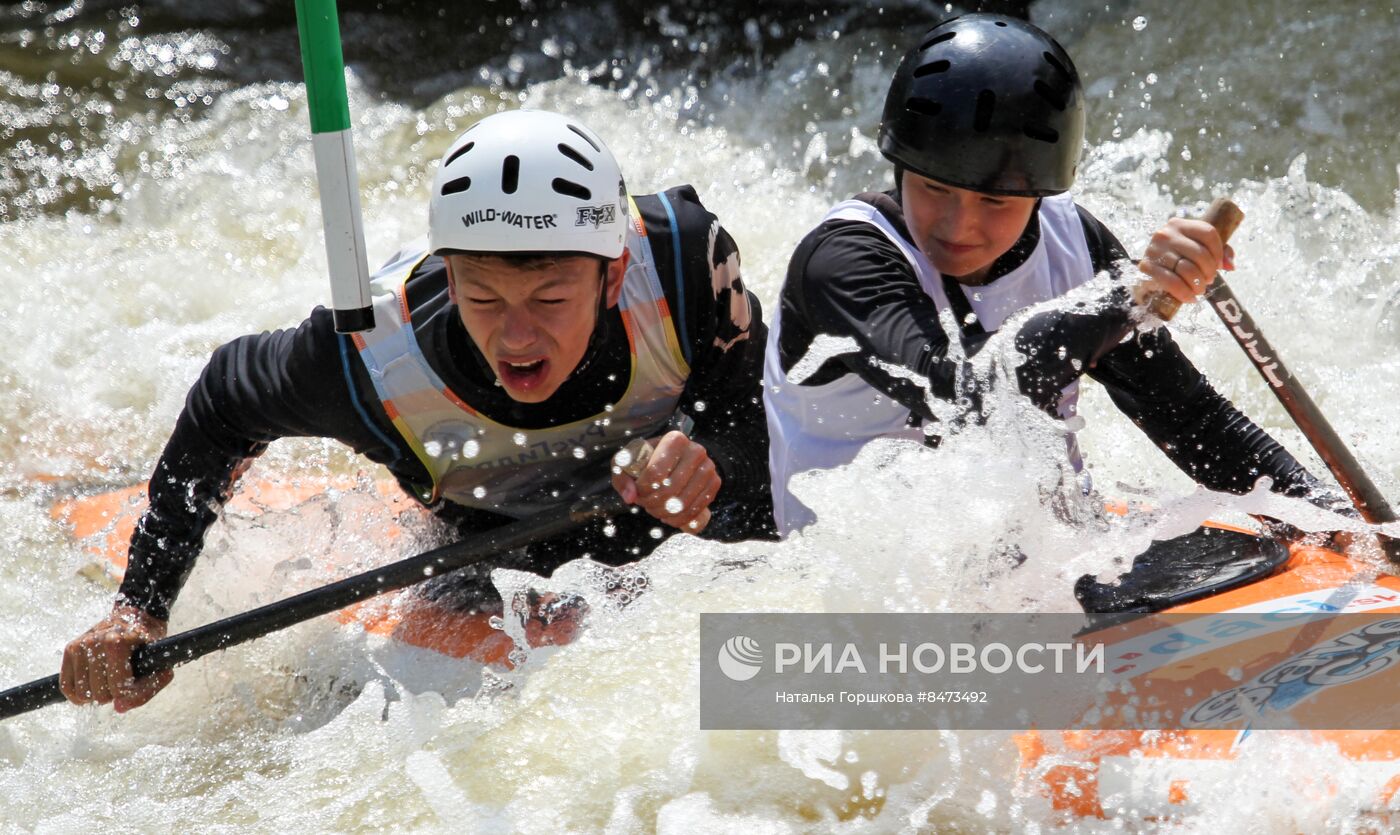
(1203, 277, 1398, 528)
(0, 492, 626, 720)
(1147, 198, 1397, 561)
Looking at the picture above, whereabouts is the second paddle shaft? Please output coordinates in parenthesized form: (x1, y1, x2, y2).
(1142, 198, 1397, 531)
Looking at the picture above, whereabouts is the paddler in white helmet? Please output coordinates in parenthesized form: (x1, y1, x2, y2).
(61, 109, 775, 712)
(765, 14, 1351, 534)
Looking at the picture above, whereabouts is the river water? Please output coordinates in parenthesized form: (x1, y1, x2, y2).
(2, 0, 1399, 831)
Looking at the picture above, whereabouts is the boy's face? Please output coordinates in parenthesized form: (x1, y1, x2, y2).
(445, 252, 626, 403)
(900, 170, 1039, 286)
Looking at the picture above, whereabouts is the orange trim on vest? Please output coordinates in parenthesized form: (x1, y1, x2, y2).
(619, 308, 638, 354)
(440, 385, 481, 417)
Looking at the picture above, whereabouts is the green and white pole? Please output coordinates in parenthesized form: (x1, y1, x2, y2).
(294, 0, 374, 332)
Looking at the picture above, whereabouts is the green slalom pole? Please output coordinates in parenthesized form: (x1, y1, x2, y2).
(295, 0, 374, 332)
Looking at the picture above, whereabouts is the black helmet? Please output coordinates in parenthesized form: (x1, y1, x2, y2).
(879, 14, 1085, 196)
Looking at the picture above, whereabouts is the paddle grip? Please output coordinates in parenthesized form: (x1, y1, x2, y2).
(614, 438, 655, 479)
(1136, 197, 1245, 321)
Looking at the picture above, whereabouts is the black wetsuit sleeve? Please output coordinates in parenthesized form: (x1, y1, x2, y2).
(656, 186, 775, 538)
(781, 197, 1324, 501)
(1074, 208, 1319, 496)
(1090, 330, 1319, 495)
(779, 218, 985, 422)
(115, 307, 415, 620)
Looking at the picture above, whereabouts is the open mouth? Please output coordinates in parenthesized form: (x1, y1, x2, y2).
(497, 358, 549, 391)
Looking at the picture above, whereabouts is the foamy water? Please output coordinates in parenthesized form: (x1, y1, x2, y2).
(2, 2, 1399, 831)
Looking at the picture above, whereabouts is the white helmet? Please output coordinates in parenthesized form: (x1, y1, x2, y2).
(428, 110, 629, 259)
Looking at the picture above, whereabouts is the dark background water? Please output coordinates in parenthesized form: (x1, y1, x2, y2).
(3, 0, 1397, 223)
(0, 0, 1033, 221)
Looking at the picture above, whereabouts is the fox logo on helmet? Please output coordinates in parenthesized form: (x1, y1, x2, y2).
(575, 204, 617, 228)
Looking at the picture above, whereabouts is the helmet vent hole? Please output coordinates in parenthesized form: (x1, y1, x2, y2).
(973, 90, 996, 132)
(552, 178, 592, 200)
(440, 176, 472, 196)
(501, 155, 520, 194)
(913, 59, 951, 78)
(567, 124, 602, 152)
(919, 31, 955, 51)
(1042, 51, 1070, 81)
(557, 143, 595, 171)
(1023, 124, 1060, 144)
(444, 141, 475, 167)
(906, 97, 942, 117)
(1034, 80, 1068, 111)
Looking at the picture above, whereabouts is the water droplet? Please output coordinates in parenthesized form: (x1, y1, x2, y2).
(573, 446, 586, 459)
(693, 400, 707, 412)
(473, 486, 487, 499)
(513, 432, 527, 446)
(603, 524, 617, 537)
(664, 497, 685, 514)
(1145, 72, 1158, 85)
(463, 439, 480, 458)
(424, 440, 443, 456)
(1132, 15, 1148, 31)
(649, 527, 664, 539)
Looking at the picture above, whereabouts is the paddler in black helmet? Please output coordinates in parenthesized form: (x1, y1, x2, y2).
(61, 109, 775, 712)
(765, 14, 1348, 534)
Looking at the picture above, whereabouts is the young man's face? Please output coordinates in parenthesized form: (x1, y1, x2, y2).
(900, 170, 1039, 286)
(445, 252, 626, 403)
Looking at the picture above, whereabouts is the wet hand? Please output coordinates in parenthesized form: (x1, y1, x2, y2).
(60, 604, 172, 713)
(1135, 217, 1236, 307)
(611, 430, 721, 533)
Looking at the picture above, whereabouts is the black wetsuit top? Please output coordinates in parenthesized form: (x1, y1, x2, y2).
(777, 191, 1328, 500)
(118, 186, 774, 619)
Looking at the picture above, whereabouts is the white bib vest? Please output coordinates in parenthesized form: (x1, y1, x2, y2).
(765, 192, 1096, 534)
(354, 197, 691, 518)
